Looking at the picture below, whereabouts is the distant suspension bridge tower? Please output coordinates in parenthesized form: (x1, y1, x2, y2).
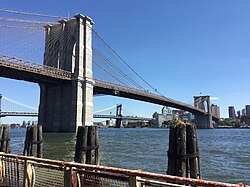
(193, 96, 212, 128)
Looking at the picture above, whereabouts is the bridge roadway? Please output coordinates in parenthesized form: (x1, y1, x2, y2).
(0, 112, 152, 120)
(0, 54, 219, 121)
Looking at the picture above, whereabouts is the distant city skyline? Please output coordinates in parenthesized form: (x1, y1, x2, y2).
(1, 0, 250, 123)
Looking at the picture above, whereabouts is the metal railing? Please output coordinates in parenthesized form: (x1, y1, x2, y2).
(0, 152, 247, 187)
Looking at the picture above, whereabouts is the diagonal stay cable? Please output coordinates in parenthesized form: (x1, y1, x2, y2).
(93, 48, 146, 91)
(93, 29, 165, 96)
(93, 60, 127, 86)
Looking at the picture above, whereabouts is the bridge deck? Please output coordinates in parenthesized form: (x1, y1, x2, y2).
(0, 54, 72, 83)
(0, 55, 219, 121)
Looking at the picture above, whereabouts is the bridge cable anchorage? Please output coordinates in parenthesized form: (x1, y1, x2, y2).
(0, 8, 66, 19)
(93, 48, 145, 90)
(93, 29, 164, 96)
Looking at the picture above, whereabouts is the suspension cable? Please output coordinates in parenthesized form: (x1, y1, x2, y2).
(93, 48, 146, 91)
(93, 29, 165, 96)
(0, 8, 65, 19)
(93, 60, 127, 86)
(0, 24, 44, 30)
(0, 17, 55, 25)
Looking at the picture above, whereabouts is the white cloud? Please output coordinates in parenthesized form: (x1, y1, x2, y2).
(211, 97, 219, 100)
(232, 92, 240, 95)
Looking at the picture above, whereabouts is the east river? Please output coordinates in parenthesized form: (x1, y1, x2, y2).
(10, 128, 250, 185)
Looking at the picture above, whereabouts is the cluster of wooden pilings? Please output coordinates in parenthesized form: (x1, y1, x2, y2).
(23, 125, 43, 158)
(1, 121, 202, 181)
(167, 120, 201, 179)
(74, 126, 99, 165)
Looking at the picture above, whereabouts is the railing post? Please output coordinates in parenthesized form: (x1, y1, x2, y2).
(64, 167, 72, 187)
(22, 160, 28, 187)
(129, 176, 141, 187)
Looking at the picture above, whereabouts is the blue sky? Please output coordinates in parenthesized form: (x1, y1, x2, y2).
(0, 0, 250, 123)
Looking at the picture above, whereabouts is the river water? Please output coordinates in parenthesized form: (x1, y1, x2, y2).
(10, 128, 250, 185)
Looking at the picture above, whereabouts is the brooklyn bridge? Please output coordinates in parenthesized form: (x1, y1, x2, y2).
(0, 9, 219, 132)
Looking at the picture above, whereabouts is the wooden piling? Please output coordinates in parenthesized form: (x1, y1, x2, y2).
(74, 126, 88, 163)
(95, 126, 100, 165)
(31, 125, 37, 156)
(6, 126, 10, 153)
(176, 124, 186, 177)
(0, 126, 3, 152)
(23, 125, 43, 158)
(37, 125, 43, 158)
(86, 126, 96, 164)
(187, 124, 201, 179)
(28, 125, 34, 156)
(23, 126, 31, 156)
(167, 121, 201, 179)
(167, 125, 177, 175)
(74, 126, 99, 165)
(0, 125, 10, 153)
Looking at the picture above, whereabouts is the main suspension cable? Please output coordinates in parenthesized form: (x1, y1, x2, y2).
(0, 8, 65, 19)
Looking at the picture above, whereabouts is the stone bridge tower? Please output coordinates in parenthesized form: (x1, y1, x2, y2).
(38, 14, 94, 132)
(115, 104, 123, 128)
(193, 96, 213, 129)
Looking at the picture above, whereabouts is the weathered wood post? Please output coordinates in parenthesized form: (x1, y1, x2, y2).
(167, 119, 201, 179)
(74, 126, 88, 163)
(176, 124, 187, 177)
(23, 125, 43, 158)
(37, 125, 43, 158)
(187, 124, 201, 179)
(74, 126, 100, 186)
(74, 126, 99, 165)
(0, 125, 10, 153)
(167, 125, 177, 175)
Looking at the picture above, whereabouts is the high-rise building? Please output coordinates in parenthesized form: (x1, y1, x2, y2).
(237, 111, 241, 118)
(228, 106, 236, 120)
(246, 105, 250, 117)
(211, 104, 220, 119)
(242, 109, 246, 116)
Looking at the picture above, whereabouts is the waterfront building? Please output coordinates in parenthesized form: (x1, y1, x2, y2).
(246, 105, 250, 116)
(153, 106, 173, 127)
(181, 112, 194, 122)
(240, 116, 250, 125)
(242, 109, 246, 116)
(211, 104, 220, 119)
(237, 111, 241, 119)
(228, 106, 236, 120)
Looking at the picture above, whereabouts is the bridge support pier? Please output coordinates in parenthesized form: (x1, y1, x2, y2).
(194, 114, 212, 129)
(193, 96, 213, 129)
(38, 14, 94, 132)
